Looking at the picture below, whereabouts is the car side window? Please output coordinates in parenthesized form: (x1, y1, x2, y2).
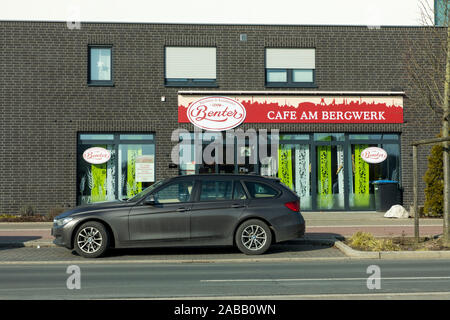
(244, 181, 279, 199)
(199, 180, 233, 201)
(233, 181, 247, 200)
(152, 180, 194, 204)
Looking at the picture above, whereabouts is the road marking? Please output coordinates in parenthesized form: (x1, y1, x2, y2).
(201, 276, 450, 282)
(0, 257, 352, 265)
(0, 229, 51, 231)
(307, 225, 442, 228)
(141, 291, 450, 300)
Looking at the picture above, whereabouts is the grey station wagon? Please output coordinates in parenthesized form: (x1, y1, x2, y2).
(52, 174, 305, 258)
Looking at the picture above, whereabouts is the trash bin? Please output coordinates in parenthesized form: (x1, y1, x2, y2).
(372, 180, 401, 212)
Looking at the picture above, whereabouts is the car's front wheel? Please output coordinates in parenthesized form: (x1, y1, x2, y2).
(74, 221, 109, 258)
(235, 219, 272, 255)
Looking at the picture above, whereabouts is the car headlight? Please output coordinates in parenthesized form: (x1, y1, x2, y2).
(53, 217, 73, 227)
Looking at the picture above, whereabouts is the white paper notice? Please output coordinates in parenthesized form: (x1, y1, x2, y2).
(135, 155, 155, 182)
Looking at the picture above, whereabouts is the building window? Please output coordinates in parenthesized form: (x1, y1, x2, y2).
(165, 47, 217, 87)
(77, 133, 155, 204)
(265, 48, 316, 87)
(88, 46, 113, 86)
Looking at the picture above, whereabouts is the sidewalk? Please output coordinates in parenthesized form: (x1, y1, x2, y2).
(0, 211, 443, 248)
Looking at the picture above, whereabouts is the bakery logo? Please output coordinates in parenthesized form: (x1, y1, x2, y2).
(360, 147, 387, 164)
(187, 96, 246, 131)
(83, 147, 111, 164)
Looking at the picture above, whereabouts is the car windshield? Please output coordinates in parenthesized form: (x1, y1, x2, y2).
(126, 179, 167, 202)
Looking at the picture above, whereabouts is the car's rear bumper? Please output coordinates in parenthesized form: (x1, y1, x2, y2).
(273, 213, 305, 242)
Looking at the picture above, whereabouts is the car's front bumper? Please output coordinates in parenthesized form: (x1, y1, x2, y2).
(51, 221, 77, 249)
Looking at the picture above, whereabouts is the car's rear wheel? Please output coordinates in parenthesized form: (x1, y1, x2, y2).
(74, 221, 109, 258)
(235, 219, 272, 255)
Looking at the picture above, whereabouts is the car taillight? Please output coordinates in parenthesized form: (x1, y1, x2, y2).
(285, 200, 300, 212)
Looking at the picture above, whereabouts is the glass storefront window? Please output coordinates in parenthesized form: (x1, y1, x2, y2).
(348, 144, 375, 210)
(348, 141, 400, 210)
(120, 134, 154, 140)
(118, 144, 155, 200)
(314, 133, 345, 141)
(77, 143, 116, 204)
(79, 134, 114, 140)
(78, 134, 155, 205)
(349, 134, 382, 140)
(280, 134, 309, 141)
(179, 134, 196, 176)
(382, 134, 399, 140)
(175, 132, 400, 211)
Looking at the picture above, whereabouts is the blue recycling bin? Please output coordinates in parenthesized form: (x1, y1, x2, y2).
(371, 180, 401, 212)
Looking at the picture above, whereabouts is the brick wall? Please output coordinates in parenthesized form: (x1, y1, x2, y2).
(0, 21, 443, 214)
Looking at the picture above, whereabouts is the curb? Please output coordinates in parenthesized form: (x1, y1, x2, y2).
(333, 239, 450, 259)
(333, 241, 380, 259)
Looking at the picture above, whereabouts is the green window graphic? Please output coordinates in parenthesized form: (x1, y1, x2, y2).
(126, 146, 143, 198)
(317, 145, 332, 207)
(354, 144, 370, 207)
(278, 146, 293, 190)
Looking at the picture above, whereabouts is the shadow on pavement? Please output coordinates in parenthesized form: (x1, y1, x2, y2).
(302, 232, 345, 241)
(0, 236, 41, 250)
(67, 233, 342, 259)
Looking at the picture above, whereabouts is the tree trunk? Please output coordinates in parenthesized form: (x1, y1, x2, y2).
(443, 24, 450, 245)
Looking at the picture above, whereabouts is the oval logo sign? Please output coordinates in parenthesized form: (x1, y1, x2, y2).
(83, 147, 111, 164)
(187, 96, 246, 131)
(360, 147, 387, 164)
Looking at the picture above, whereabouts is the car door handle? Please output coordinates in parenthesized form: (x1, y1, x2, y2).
(176, 207, 190, 212)
(231, 204, 245, 208)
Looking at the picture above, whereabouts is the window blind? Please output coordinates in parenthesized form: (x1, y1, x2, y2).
(266, 48, 315, 69)
(166, 47, 216, 79)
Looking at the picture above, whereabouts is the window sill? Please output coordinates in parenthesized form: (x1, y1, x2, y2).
(88, 82, 115, 87)
(165, 82, 218, 88)
(265, 83, 318, 88)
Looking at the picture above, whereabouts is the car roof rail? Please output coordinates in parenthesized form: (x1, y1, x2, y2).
(261, 176, 281, 182)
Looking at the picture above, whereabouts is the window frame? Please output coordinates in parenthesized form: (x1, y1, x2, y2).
(150, 180, 195, 205)
(88, 45, 114, 87)
(197, 179, 234, 202)
(242, 181, 281, 199)
(77, 132, 156, 205)
(233, 180, 248, 200)
(265, 48, 317, 88)
(265, 68, 316, 88)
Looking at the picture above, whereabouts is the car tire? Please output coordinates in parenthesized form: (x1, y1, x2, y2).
(74, 221, 109, 258)
(235, 219, 272, 255)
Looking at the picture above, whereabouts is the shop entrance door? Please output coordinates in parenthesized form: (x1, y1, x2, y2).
(315, 144, 346, 210)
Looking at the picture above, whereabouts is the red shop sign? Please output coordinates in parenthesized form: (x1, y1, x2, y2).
(179, 95, 403, 126)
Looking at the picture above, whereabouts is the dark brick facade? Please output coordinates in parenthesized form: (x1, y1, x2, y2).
(0, 21, 443, 214)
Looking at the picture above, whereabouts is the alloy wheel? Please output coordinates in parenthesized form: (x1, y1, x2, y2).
(241, 225, 267, 251)
(77, 226, 103, 254)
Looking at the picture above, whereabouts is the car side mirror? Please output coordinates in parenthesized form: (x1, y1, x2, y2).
(144, 195, 156, 205)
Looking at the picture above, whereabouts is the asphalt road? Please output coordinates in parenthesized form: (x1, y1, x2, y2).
(1, 259, 450, 299)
